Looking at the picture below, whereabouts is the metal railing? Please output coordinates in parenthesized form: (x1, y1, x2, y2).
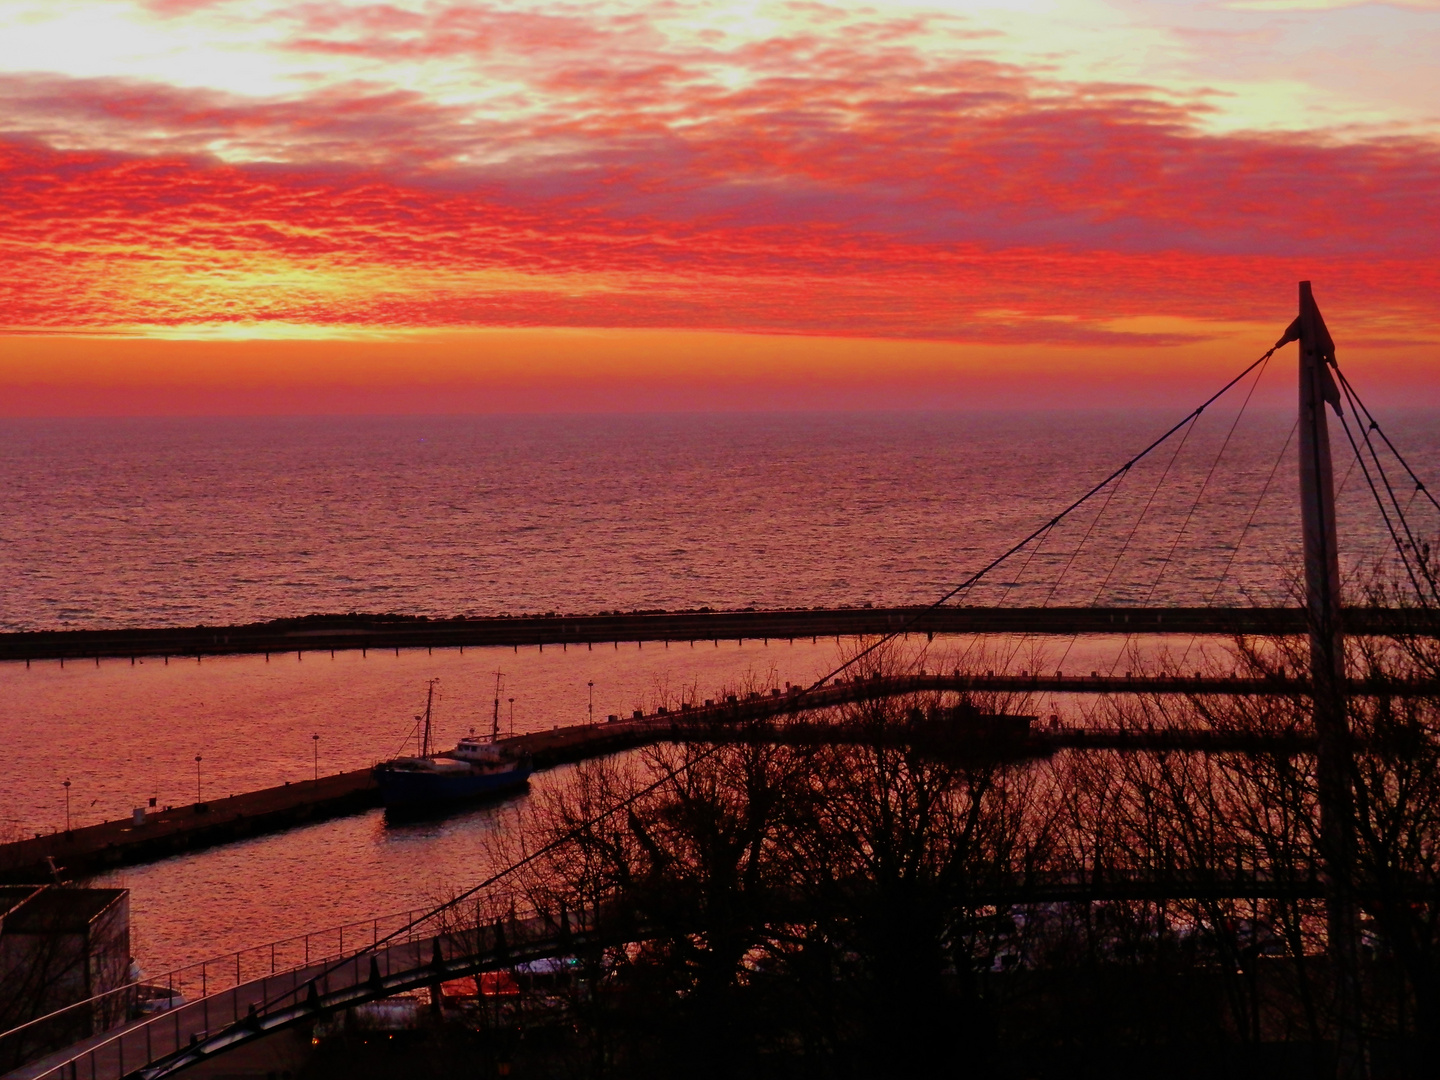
(16, 889, 560, 1080)
(0, 903, 439, 1076)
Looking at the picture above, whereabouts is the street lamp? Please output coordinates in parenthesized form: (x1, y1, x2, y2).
(507, 698, 515, 737)
(588, 681, 595, 726)
(312, 733, 320, 782)
(63, 779, 71, 833)
(194, 755, 203, 804)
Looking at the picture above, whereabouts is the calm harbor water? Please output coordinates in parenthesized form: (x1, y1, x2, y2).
(3, 409, 1437, 974)
(14, 633, 1208, 973)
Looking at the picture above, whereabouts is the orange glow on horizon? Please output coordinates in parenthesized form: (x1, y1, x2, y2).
(4, 326, 1436, 416)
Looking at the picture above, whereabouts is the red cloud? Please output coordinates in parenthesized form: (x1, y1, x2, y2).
(2, 134, 1436, 343)
(1, 6, 1437, 341)
(0, 73, 481, 166)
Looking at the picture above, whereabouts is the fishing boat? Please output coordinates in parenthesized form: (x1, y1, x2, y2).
(374, 676, 533, 810)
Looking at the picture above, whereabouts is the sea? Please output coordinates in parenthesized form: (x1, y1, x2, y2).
(3, 409, 1437, 973)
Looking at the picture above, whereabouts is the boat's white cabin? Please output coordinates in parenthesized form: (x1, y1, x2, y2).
(452, 737, 504, 762)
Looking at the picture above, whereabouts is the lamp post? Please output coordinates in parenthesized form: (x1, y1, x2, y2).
(588, 681, 595, 726)
(507, 698, 515, 737)
(194, 755, 202, 804)
(63, 779, 71, 833)
(312, 733, 320, 782)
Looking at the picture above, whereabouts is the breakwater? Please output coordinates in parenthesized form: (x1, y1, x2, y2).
(5, 606, 1437, 664)
(0, 770, 380, 884)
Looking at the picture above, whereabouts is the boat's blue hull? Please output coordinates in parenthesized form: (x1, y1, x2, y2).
(374, 762, 533, 808)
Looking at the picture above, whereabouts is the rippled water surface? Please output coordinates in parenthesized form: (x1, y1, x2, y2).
(12, 410, 1435, 631)
(3, 409, 1437, 973)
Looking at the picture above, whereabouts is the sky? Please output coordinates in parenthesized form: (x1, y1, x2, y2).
(1, 0, 1437, 413)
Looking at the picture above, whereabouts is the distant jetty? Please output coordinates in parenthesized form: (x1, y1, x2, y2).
(3, 606, 1436, 664)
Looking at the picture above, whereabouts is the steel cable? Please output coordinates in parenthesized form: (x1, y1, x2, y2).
(1333, 366, 1440, 516)
(1055, 412, 1202, 675)
(1336, 376, 1440, 603)
(1336, 408, 1429, 605)
(1107, 353, 1274, 674)
(1176, 418, 1298, 669)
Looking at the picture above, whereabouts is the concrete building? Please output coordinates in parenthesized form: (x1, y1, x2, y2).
(0, 885, 130, 1071)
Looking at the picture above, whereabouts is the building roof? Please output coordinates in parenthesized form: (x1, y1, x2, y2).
(0, 885, 46, 922)
(0, 886, 128, 934)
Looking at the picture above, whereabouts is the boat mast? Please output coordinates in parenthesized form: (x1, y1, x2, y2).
(491, 670, 504, 741)
(420, 678, 439, 758)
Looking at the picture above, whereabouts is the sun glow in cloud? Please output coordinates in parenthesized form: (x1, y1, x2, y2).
(0, 0, 1437, 412)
